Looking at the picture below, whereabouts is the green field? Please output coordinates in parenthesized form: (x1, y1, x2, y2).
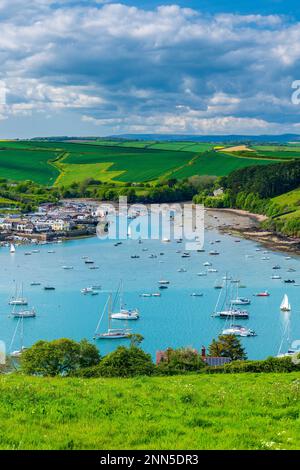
(61, 145, 194, 183)
(0, 148, 60, 185)
(0, 140, 298, 186)
(170, 151, 275, 179)
(0, 373, 299, 450)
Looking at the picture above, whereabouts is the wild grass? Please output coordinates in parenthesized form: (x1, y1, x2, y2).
(0, 373, 299, 450)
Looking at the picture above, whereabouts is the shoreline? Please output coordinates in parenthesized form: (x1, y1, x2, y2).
(207, 208, 300, 256)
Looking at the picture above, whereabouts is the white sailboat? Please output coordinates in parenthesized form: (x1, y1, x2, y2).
(9, 283, 28, 306)
(10, 243, 16, 254)
(94, 294, 132, 339)
(11, 305, 36, 318)
(10, 317, 27, 358)
(222, 324, 256, 337)
(110, 281, 139, 320)
(280, 294, 291, 312)
(212, 275, 249, 319)
(231, 283, 251, 305)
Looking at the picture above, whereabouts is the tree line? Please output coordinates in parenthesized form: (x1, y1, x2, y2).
(2, 335, 299, 378)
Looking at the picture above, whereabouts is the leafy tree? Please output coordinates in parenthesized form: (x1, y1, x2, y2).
(209, 335, 247, 361)
(21, 338, 100, 376)
(96, 346, 154, 377)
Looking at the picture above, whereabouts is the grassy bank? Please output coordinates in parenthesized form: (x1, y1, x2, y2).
(0, 373, 299, 450)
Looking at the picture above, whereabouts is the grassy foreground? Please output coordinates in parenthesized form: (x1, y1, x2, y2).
(0, 373, 300, 450)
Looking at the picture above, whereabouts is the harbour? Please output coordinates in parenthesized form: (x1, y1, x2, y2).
(0, 209, 299, 360)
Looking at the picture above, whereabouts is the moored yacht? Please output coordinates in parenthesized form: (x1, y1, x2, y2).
(9, 283, 28, 306)
(222, 325, 256, 337)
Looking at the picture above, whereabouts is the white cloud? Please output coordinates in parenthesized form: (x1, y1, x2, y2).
(0, 2, 300, 135)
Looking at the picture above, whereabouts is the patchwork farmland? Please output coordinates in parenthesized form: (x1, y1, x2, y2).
(0, 140, 300, 187)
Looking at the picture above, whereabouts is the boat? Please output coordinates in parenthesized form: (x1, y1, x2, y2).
(285, 256, 292, 260)
(197, 272, 207, 277)
(89, 266, 100, 270)
(24, 252, 32, 256)
(32, 250, 40, 253)
(111, 309, 139, 320)
(47, 250, 55, 254)
(93, 295, 132, 339)
(271, 275, 281, 279)
(280, 294, 291, 312)
(9, 283, 28, 306)
(209, 250, 220, 255)
(277, 342, 300, 358)
(284, 279, 295, 284)
(10, 317, 27, 358)
(231, 283, 251, 305)
(152, 293, 161, 297)
(288, 268, 296, 272)
(62, 266, 74, 270)
(162, 238, 171, 243)
(10, 243, 16, 254)
(203, 262, 212, 267)
(177, 267, 187, 273)
(159, 285, 168, 290)
(30, 282, 41, 286)
(222, 325, 256, 337)
(159, 280, 170, 285)
(91, 285, 102, 291)
(181, 253, 191, 258)
(217, 309, 249, 319)
(44, 286, 55, 291)
(11, 307, 36, 318)
(272, 265, 281, 270)
(81, 287, 94, 294)
(191, 293, 203, 297)
(231, 297, 251, 306)
(110, 281, 139, 320)
(207, 268, 218, 273)
(255, 291, 270, 297)
(212, 276, 249, 319)
(131, 255, 140, 259)
(140, 293, 151, 297)
(85, 259, 94, 264)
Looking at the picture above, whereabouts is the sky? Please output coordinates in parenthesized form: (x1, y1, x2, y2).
(0, 0, 300, 137)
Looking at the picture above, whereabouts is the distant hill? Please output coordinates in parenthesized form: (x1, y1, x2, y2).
(28, 134, 300, 144)
(109, 134, 300, 144)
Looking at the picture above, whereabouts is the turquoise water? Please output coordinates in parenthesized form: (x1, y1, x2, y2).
(0, 221, 299, 360)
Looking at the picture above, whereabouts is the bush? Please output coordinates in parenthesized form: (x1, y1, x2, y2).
(206, 356, 300, 374)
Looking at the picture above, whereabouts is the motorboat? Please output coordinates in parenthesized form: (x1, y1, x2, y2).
(255, 291, 270, 297)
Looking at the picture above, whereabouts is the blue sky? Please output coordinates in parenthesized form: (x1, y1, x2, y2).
(0, 0, 300, 137)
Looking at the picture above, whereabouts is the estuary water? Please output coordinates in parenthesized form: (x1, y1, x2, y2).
(0, 211, 299, 360)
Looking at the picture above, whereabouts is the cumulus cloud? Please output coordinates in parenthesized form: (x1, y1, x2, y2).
(0, 1, 300, 136)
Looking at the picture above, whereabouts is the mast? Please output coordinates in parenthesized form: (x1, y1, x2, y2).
(108, 293, 112, 330)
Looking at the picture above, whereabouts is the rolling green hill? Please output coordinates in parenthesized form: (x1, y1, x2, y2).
(0, 373, 299, 450)
(0, 140, 299, 187)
